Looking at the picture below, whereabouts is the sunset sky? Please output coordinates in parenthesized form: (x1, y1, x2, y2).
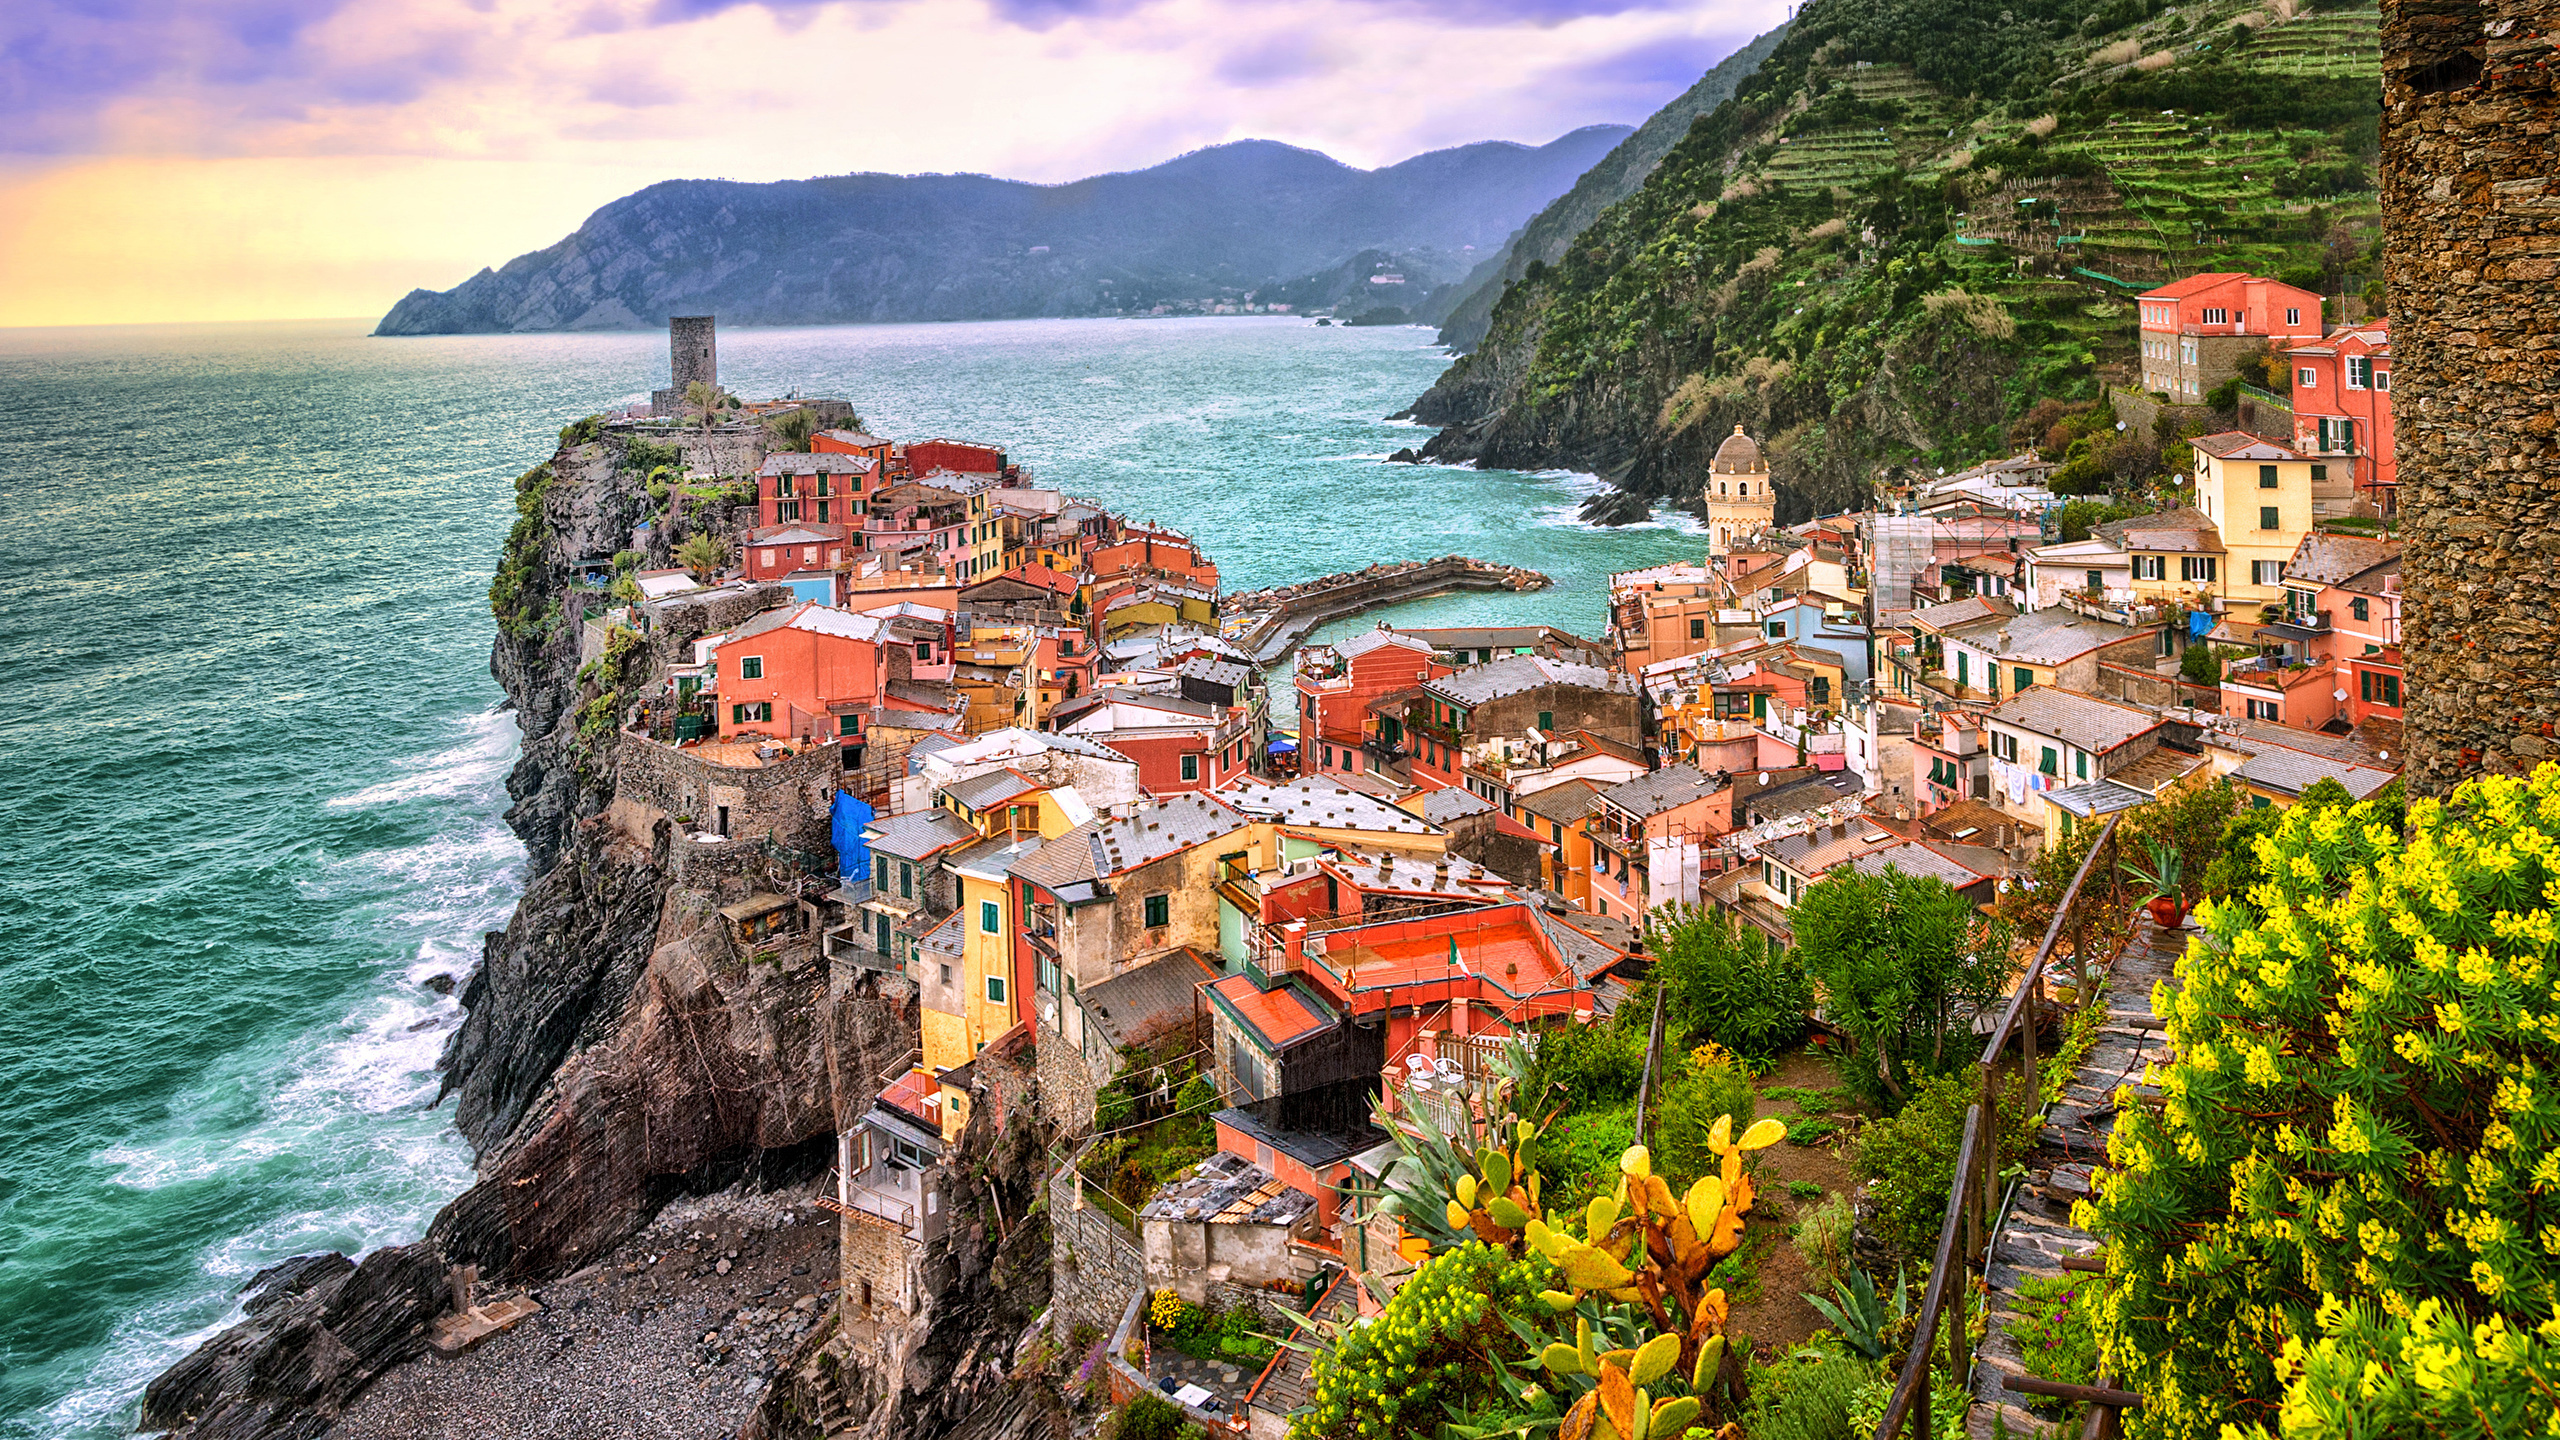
(0, 0, 1783, 328)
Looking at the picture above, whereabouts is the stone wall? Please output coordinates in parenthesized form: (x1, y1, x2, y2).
(641, 582, 794, 669)
(615, 729, 840, 865)
(1033, 1024, 1103, 1136)
(2382, 0, 2560, 793)
(1046, 1145, 1147, 1341)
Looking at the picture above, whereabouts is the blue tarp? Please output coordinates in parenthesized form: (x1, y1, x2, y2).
(2190, 610, 2215, 640)
(831, 791, 875, 881)
(1267, 739, 1298, 754)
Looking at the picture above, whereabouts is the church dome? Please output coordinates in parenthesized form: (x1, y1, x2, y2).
(1712, 425, 1765, 475)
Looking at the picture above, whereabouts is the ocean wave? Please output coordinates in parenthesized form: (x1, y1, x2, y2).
(1529, 468, 1707, 536)
(323, 710, 518, 811)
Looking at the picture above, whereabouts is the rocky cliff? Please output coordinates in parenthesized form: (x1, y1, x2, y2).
(141, 424, 1034, 1440)
(374, 130, 1630, 334)
(1406, 0, 2385, 525)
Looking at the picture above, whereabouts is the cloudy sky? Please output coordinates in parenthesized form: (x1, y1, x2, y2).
(0, 0, 1783, 327)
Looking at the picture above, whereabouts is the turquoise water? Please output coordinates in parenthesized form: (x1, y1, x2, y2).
(0, 316, 1699, 1436)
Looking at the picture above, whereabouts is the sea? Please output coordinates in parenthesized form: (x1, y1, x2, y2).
(0, 316, 1701, 1437)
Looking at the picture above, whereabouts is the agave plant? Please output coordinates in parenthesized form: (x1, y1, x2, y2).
(1804, 1265, 1909, 1360)
(2117, 837, 2183, 903)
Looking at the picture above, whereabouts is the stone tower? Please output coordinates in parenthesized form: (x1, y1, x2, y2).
(2381, 0, 2560, 793)
(1705, 426, 1776, 556)
(670, 315, 717, 394)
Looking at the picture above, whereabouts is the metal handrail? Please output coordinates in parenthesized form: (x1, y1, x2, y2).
(1870, 813, 2125, 1440)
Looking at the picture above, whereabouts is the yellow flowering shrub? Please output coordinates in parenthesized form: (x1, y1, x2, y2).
(2084, 767, 2560, 1438)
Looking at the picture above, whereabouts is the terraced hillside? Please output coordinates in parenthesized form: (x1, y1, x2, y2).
(1408, 0, 2382, 523)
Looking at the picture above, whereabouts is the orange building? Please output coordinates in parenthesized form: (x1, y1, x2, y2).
(710, 603, 889, 741)
(1294, 627, 1449, 780)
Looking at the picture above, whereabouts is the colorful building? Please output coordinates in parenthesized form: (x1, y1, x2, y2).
(2283, 320, 2395, 512)
(2136, 272, 2323, 401)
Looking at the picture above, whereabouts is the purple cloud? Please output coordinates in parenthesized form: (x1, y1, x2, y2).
(0, 0, 359, 151)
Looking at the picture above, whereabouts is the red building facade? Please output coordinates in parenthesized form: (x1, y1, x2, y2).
(2285, 321, 2395, 510)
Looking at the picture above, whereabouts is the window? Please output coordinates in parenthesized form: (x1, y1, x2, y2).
(2310, 464, 2328, 482)
(2360, 671, 2401, 707)
(2375, 369, 2390, 391)
(2346, 356, 2371, 388)
(777, 501, 799, 523)
(840, 715, 860, 738)
(876, 855, 890, 890)
(2182, 556, 2218, 583)
(2085, 569, 2104, 591)
(2014, 666, 2033, 695)
(2076, 750, 2089, 781)
(1767, 621, 1786, 637)
(2260, 506, 2281, 532)
(899, 862, 913, 899)
(730, 701, 772, 723)
(1991, 731, 2018, 763)
(1180, 754, 1199, 781)
(1538, 711, 1554, 732)
(2286, 306, 2301, 327)
(814, 501, 829, 524)
(1689, 618, 1705, 640)
(2254, 560, 2285, 586)
(1956, 651, 1969, 688)
(979, 900, 1000, 934)
(986, 973, 1006, 1004)
(937, 963, 953, 985)
(2133, 555, 2165, 581)
(2247, 698, 2280, 721)
(916, 642, 932, 662)
(2203, 307, 2228, 324)
(2039, 746, 2059, 777)
(740, 655, 765, 679)
(1144, 893, 1170, 927)
(2352, 597, 2370, 621)
(2258, 465, 2279, 489)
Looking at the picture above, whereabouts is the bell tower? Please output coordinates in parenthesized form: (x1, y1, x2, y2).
(1705, 426, 1775, 556)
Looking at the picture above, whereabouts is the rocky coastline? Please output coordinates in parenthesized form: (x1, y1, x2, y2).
(140, 424, 1051, 1440)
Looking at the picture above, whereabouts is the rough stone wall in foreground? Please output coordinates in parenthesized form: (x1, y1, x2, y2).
(2382, 0, 2560, 793)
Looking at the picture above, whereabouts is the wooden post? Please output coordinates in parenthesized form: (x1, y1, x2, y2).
(1908, 1357, 1931, 1440)
(1948, 1133, 1972, 1389)
(1977, 1064, 2000, 1249)
(2021, 971, 2041, 1116)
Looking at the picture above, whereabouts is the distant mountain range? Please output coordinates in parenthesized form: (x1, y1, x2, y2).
(373, 128, 1633, 335)
(1420, 22, 1791, 349)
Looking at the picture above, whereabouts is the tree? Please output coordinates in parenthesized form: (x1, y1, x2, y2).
(1647, 903, 1811, 1062)
(2088, 767, 2560, 1439)
(674, 532, 729, 582)
(683, 379, 723, 430)
(2180, 639, 2228, 686)
(1792, 868, 2000, 1110)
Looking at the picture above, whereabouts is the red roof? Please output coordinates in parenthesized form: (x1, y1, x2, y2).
(2139, 271, 2251, 300)
(1307, 903, 1579, 1018)
(970, 563, 1079, 595)
(878, 1067, 939, 1126)
(1209, 974, 1331, 1049)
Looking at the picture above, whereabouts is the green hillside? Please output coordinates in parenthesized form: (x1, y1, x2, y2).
(1407, 0, 2383, 520)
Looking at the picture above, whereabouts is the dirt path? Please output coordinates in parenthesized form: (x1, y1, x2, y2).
(1725, 1049, 1866, 1357)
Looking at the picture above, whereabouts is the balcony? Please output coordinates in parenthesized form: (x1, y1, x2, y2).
(2057, 587, 2169, 627)
(825, 924, 901, 973)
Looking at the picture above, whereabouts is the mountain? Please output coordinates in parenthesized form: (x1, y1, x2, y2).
(1406, 0, 2384, 523)
(374, 128, 1632, 334)
(1422, 22, 1793, 349)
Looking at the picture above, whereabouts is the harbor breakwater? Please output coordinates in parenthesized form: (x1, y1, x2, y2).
(1227, 555, 1552, 663)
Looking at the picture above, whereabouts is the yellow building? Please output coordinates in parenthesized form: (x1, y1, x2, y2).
(916, 775, 1086, 1079)
(1705, 426, 1777, 557)
(2190, 433, 2314, 606)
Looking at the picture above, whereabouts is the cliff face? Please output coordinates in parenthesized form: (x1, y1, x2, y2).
(1407, 0, 2385, 524)
(374, 130, 1630, 334)
(141, 425, 973, 1439)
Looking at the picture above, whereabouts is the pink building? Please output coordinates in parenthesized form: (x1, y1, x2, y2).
(2137, 273, 2324, 402)
(2284, 321, 2395, 512)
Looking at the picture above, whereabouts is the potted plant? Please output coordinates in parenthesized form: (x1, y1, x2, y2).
(2120, 839, 2186, 928)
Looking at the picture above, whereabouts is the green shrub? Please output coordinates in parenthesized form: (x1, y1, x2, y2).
(1521, 1014, 1649, 1113)
(1650, 903, 1813, 1061)
(2013, 1272, 2100, 1390)
(1794, 868, 2004, 1112)
(1794, 1193, 1857, 1295)
(1288, 1242, 1550, 1440)
(2088, 767, 2560, 1439)
(1740, 1348, 1870, 1440)
(1784, 1117, 1841, 1147)
(1853, 1068, 2033, 1262)
(1651, 1048, 1759, 1185)
(1531, 1105, 1637, 1208)
(1112, 1393, 1198, 1440)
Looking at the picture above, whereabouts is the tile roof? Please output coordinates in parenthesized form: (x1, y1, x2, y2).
(867, 808, 977, 861)
(945, 832, 1047, 882)
(1533, 908, 1638, 983)
(2193, 432, 2302, 461)
(1984, 688, 2163, 754)
(2040, 780, 2156, 819)
(1091, 793, 1251, 875)
(1229, 777, 1437, 835)
(1137, 1148, 1315, 1226)
(943, 767, 1043, 811)
(1845, 841, 1992, 889)
(1424, 653, 1634, 706)
(2284, 532, 2400, 587)
(2233, 749, 2399, 799)
(760, 452, 877, 475)
(1329, 850, 1509, 898)
(1008, 822, 1102, 891)
(1736, 774, 1858, 825)
(1419, 787, 1492, 824)
(1921, 798, 2040, 842)
(1951, 608, 2154, 666)
(1175, 656, 1250, 689)
(877, 1067, 941, 1127)
(2139, 272, 2249, 299)
(1513, 778, 1606, 824)
(722, 601, 885, 645)
(1212, 1083, 1387, 1173)
(915, 909, 964, 955)
(1207, 973, 1335, 1050)
(1599, 764, 1721, 820)
(1907, 595, 2016, 633)
(2095, 506, 2224, 555)
(1338, 627, 1437, 659)
(1083, 950, 1219, 1051)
